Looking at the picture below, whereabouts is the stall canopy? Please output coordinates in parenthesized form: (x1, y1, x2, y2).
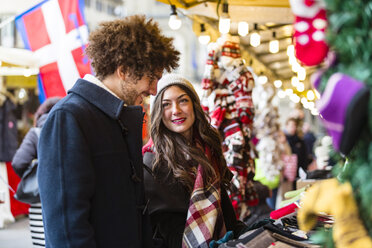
(0, 46, 39, 77)
(157, 0, 318, 87)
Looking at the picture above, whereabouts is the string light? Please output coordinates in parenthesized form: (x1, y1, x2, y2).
(273, 80, 282, 88)
(307, 90, 315, 100)
(219, 2, 230, 34)
(238, 21, 249, 36)
(250, 23, 260, 47)
(269, 31, 279, 53)
(198, 23, 210, 45)
(296, 82, 305, 92)
(297, 67, 306, 81)
(168, 5, 182, 30)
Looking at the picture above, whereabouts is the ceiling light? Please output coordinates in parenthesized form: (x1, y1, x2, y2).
(168, 5, 182, 30)
(277, 89, 286, 98)
(219, 2, 230, 34)
(250, 23, 260, 47)
(257, 74, 268, 84)
(287, 44, 294, 57)
(296, 82, 305, 92)
(269, 32, 279, 53)
(307, 90, 315, 101)
(291, 76, 299, 87)
(238, 21, 249, 36)
(198, 23, 210, 45)
(297, 67, 306, 81)
(273, 80, 282, 88)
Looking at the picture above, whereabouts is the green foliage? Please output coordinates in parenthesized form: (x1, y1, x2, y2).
(314, 0, 372, 246)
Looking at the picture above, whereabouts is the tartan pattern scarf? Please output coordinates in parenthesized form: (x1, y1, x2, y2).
(182, 147, 227, 248)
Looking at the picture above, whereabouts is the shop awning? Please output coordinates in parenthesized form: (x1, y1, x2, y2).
(0, 46, 39, 76)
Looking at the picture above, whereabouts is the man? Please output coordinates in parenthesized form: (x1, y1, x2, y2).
(38, 15, 179, 247)
(284, 118, 310, 188)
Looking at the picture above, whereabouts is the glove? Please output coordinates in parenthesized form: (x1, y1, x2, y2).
(298, 178, 372, 248)
(209, 231, 234, 248)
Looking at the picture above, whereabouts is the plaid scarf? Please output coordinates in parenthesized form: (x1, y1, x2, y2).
(182, 146, 227, 248)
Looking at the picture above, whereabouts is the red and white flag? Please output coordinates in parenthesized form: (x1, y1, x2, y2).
(15, 0, 92, 102)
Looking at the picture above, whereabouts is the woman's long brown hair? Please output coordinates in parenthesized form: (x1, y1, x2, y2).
(150, 84, 231, 192)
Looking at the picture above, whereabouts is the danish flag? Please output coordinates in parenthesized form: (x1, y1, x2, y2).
(15, 0, 92, 102)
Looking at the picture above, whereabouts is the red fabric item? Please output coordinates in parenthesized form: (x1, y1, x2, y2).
(270, 203, 298, 220)
(5, 162, 29, 217)
(142, 138, 154, 155)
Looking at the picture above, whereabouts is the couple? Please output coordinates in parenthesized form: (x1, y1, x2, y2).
(38, 15, 247, 248)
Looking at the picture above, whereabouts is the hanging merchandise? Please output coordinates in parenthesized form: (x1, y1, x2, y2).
(200, 34, 258, 220)
(289, 0, 329, 66)
(311, 71, 369, 156)
(253, 84, 282, 189)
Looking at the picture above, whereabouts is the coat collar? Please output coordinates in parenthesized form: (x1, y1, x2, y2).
(68, 78, 143, 120)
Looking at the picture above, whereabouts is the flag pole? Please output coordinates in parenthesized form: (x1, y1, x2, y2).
(0, 16, 15, 30)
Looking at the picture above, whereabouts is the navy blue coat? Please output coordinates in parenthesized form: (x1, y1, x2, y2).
(38, 79, 153, 248)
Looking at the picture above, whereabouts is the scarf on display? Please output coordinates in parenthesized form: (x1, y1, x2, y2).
(182, 145, 226, 248)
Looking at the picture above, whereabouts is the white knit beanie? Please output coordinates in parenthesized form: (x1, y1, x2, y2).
(150, 73, 199, 112)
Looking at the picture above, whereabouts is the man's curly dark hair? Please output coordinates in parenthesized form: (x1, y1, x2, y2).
(85, 15, 180, 80)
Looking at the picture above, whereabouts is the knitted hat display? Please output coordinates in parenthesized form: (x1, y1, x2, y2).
(210, 88, 229, 128)
(219, 35, 241, 70)
(289, 0, 329, 66)
(223, 120, 245, 152)
(315, 73, 370, 155)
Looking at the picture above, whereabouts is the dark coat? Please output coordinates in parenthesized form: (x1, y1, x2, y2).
(38, 79, 153, 248)
(286, 134, 309, 172)
(143, 151, 247, 248)
(0, 98, 18, 162)
(12, 114, 47, 178)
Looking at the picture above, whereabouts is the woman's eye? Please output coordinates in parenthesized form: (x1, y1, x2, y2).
(180, 98, 188, 103)
(162, 103, 170, 108)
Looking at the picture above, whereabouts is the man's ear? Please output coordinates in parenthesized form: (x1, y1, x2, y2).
(116, 66, 126, 80)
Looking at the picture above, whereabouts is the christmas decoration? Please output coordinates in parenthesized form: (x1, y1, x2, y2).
(200, 34, 258, 220)
(253, 84, 283, 184)
(291, 0, 372, 246)
(289, 0, 329, 66)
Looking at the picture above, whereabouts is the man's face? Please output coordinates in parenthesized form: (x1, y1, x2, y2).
(119, 71, 162, 106)
(286, 120, 297, 136)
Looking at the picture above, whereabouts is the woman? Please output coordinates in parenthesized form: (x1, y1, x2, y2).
(143, 74, 247, 248)
(12, 97, 61, 248)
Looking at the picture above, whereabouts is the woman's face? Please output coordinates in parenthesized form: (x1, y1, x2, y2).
(161, 85, 195, 140)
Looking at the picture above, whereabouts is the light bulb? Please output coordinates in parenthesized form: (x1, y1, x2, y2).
(199, 35, 210, 45)
(198, 23, 210, 44)
(287, 45, 294, 57)
(291, 76, 299, 87)
(277, 89, 286, 98)
(250, 32, 260, 47)
(274, 80, 282, 88)
(258, 75, 268, 84)
(169, 14, 181, 30)
(168, 5, 181, 30)
(219, 3, 230, 34)
(269, 40, 279, 53)
(238, 22, 249, 36)
(296, 82, 305, 92)
(297, 67, 306, 81)
(307, 90, 315, 100)
(269, 31, 279, 53)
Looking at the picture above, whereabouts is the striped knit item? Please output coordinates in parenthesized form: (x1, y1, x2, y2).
(182, 148, 226, 248)
(29, 203, 45, 247)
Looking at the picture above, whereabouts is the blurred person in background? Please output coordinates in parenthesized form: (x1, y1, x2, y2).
(12, 97, 61, 248)
(284, 118, 310, 188)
